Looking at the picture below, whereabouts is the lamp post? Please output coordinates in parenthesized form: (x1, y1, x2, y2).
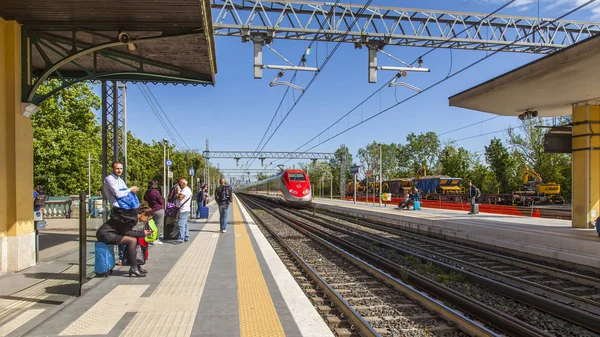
(329, 171, 333, 199)
(379, 143, 383, 207)
(163, 139, 168, 200)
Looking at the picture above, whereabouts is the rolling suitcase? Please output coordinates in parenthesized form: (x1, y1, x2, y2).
(164, 217, 180, 240)
(199, 207, 209, 219)
(471, 204, 479, 214)
(94, 242, 115, 277)
(413, 201, 421, 211)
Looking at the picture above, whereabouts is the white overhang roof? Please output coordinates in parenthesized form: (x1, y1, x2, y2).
(449, 34, 600, 117)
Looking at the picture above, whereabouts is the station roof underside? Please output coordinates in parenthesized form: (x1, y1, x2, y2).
(449, 34, 600, 117)
(0, 0, 217, 86)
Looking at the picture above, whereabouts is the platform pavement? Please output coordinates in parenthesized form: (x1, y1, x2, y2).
(0, 197, 333, 337)
(313, 198, 600, 270)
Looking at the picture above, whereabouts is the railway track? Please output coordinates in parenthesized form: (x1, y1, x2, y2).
(239, 195, 553, 337)
(296, 208, 600, 311)
(283, 206, 600, 336)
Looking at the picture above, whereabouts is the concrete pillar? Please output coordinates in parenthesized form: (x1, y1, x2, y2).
(0, 18, 36, 272)
(572, 100, 600, 228)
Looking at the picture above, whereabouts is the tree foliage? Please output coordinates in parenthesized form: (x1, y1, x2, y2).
(33, 80, 102, 196)
(403, 132, 441, 174)
(439, 144, 473, 179)
(32, 81, 217, 197)
(485, 138, 518, 193)
(508, 118, 572, 200)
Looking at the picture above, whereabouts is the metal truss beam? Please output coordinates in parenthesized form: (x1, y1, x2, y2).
(101, 81, 126, 220)
(220, 168, 280, 173)
(203, 150, 335, 160)
(212, 0, 600, 54)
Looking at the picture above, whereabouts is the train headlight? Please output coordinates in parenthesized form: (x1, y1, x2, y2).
(302, 189, 310, 195)
(289, 189, 298, 195)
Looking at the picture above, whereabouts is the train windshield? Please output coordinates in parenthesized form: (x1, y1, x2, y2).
(288, 173, 306, 181)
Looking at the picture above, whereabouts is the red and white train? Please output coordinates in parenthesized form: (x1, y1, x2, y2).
(236, 169, 312, 206)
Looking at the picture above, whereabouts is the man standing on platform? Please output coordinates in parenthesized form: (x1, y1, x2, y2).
(176, 179, 193, 244)
(215, 178, 232, 233)
(468, 180, 481, 215)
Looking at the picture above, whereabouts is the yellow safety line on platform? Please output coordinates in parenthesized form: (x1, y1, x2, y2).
(233, 199, 286, 337)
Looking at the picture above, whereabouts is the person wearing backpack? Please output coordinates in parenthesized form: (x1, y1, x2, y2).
(143, 179, 164, 245)
(215, 178, 232, 233)
(468, 180, 481, 215)
(195, 186, 204, 218)
(33, 185, 47, 215)
(175, 179, 192, 244)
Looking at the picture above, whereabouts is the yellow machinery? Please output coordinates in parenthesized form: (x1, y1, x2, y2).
(516, 167, 564, 204)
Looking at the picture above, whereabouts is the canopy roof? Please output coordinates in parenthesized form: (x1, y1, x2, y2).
(449, 34, 600, 117)
(1, 0, 217, 102)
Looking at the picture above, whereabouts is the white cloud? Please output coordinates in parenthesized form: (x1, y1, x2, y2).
(473, 0, 600, 20)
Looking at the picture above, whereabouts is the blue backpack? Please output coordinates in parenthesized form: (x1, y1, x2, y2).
(117, 188, 140, 209)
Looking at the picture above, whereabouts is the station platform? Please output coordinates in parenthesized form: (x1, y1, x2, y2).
(0, 197, 333, 337)
(312, 198, 600, 270)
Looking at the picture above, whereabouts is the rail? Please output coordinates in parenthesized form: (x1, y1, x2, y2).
(240, 195, 548, 337)
(291, 207, 600, 333)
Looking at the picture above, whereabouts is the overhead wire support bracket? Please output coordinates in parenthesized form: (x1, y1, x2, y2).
(263, 44, 319, 91)
(377, 51, 429, 91)
(250, 36, 319, 91)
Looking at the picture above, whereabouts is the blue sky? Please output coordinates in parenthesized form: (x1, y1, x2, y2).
(97, 0, 600, 176)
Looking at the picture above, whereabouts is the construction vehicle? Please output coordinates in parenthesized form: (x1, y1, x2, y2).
(513, 167, 564, 206)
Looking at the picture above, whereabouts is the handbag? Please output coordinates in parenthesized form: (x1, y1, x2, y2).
(123, 238, 147, 266)
(170, 196, 191, 220)
(117, 189, 140, 210)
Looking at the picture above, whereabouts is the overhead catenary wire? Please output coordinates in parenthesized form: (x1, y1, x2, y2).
(273, 0, 595, 167)
(245, 0, 344, 168)
(272, 0, 517, 167)
(136, 83, 182, 149)
(141, 83, 191, 151)
(246, 0, 374, 168)
(440, 116, 501, 136)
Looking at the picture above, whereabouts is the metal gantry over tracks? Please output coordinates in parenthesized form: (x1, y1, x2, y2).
(212, 0, 600, 83)
(212, 0, 600, 53)
(203, 150, 335, 166)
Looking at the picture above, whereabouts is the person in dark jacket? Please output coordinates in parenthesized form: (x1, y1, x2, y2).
(96, 205, 154, 277)
(215, 178, 232, 233)
(468, 181, 480, 215)
(144, 179, 164, 244)
(195, 186, 204, 218)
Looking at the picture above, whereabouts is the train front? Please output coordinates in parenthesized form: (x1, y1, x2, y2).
(281, 170, 312, 205)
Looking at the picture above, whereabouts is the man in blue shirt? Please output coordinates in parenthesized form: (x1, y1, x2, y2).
(103, 162, 138, 209)
(103, 162, 139, 264)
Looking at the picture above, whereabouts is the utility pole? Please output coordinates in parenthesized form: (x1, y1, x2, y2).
(366, 168, 369, 206)
(88, 153, 91, 197)
(163, 139, 167, 200)
(379, 143, 383, 207)
(330, 172, 333, 199)
(120, 83, 127, 182)
(353, 173, 357, 204)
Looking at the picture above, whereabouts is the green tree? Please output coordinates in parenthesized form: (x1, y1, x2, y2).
(439, 144, 473, 179)
(466, 162, 499, 194)
(485, 138, 518, 193)
(508, 118, 572, 200)
(331, 145, 353, 197)
(32, 80, 102, 195)
(404, 132, 441, 174)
